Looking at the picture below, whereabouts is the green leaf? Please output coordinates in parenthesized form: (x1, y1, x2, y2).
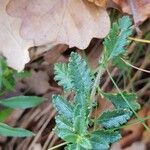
(65, 144, 82, 150)
(96, 109, 132, 128)
(79, 137, 92, 149)
(89, 130, 121, 149)
(56, 128, 78, 143)
(52, 95, 73, 120)
(102, 16, 132, 66)
(55, 115, 73, 130)
(2, 78, 14, 91)
(90, 134, 109, 150)
(73, 115, 88, 135)
(0, 96, 42, 109)
(68, 52, 92, 93)
(74, 93, 90, 116)
(92, 130, 121, 144)
(54, 63, 73, 91)
(103, 92, 141, 111)
(0, 109, 12, 122)
(0, 122, 34, 137)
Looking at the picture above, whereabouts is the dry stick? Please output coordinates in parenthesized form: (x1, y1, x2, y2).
(28, 110, 56, 150)
(129, 37, 150, 44)
(101, 67, 118, 91)
(121, 58, 150, 74)
(42, 131, 55, 150)
(48, 142, 68, 150)
(107, 69, 150, 133)
(49, 135, 59, 148)
(126, 57, 149, 90)
(137, 82, 150, 96)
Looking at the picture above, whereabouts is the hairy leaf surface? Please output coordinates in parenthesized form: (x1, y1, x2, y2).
(96, 109, 132, 128)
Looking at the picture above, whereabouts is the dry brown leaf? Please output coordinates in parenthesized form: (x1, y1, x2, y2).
(87, 0, 107, 7)
(113, 0, 150, 25)
(7, 0, 110, 49)
(23, 70, 50, 95)
(0, 0, 33, 71)
(120, 107, 147, 148)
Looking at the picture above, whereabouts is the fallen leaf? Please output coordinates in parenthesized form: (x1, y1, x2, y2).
(23, 70, 50, 95)
(7, 0, 110, 49)
(87, 0, 107, 7)
(120, 107, 147, 148)
(0, 0, 33, 71)
(113, 0, 150, 25)
(110, 141, 145, 150)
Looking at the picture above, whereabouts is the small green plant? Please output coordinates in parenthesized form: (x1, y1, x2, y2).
(51, 16, 148, 150)
(0, 57, 42, 137)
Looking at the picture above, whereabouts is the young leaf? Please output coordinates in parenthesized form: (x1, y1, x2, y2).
(0, 96, 42, 109)
(68, 52, 92, 93)
(102, 16, 132, 66)
(96, 109, 132, 128)
(52, 95, 74, 120)
(0, 122, 34, 137)
(103, 92, 141, 111)
(54, 63, 73, 91)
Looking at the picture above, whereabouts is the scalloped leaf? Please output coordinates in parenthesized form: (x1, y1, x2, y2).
(102, 16, 132, 66)
(103, 92, 141, 111)
(96, 109, 132, 128)
(92, 130, 121, 144)
(54, 63, 73, 91)
(68, 52, 93, 93)
(52, 95, 74, 120)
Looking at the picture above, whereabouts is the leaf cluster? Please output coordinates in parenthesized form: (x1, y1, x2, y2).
(53, 16, 141, 150)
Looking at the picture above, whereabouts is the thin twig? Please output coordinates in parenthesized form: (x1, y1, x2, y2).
(121, 58, 150, 74)
(48, 142, 68, 150)
(129, 37, 150, 43)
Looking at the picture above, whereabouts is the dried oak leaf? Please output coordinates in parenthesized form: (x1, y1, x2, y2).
(87, 0, 107, 7)
(6, 0, 110, 49)
(113, 0, 150, 25)
(0, 0, 33, 71)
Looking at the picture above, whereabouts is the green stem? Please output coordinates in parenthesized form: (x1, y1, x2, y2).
(107, 69, 150, 133)
(48, 142, 68, 150)
(90, 66, 104, 102)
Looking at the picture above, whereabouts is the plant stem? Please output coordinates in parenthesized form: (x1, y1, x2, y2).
(107, 69, 150, 133)
(48, 142, 68, 150)
(90, 66, 104, 101)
